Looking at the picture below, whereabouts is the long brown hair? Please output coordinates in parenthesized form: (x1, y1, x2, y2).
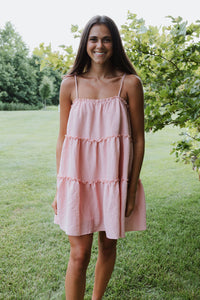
(68, 15, 137, 75)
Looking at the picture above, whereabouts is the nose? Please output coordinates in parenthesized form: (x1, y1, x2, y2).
(96, 39, 103, 48)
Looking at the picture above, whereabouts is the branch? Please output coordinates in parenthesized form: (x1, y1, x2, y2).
(146, 65, 157, 76)
(151, 53, 181, 71)
(185, 132, 200, 142)
(138, 45, 181, 71)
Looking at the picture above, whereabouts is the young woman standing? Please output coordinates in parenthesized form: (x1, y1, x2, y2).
(52, 15, 146, 300)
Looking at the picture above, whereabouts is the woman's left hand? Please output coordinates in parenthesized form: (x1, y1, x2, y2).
(52, 194, 57, 215)
(125, 189, 136, 217)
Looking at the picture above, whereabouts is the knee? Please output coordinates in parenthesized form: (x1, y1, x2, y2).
(99, 241, 117, 259)
(70, 248, 91, 272)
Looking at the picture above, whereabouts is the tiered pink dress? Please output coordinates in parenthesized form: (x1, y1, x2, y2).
(54, 74, 146, 239)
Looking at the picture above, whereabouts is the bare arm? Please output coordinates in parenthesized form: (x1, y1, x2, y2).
(125, 75, 145, 216)
(56, 79, 72, 173)
(52, 76, 74, 214)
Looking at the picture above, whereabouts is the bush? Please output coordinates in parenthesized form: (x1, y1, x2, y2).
(0, 101, 43, 111)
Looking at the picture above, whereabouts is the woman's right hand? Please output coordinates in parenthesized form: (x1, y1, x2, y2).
(52, 194, 57, 215)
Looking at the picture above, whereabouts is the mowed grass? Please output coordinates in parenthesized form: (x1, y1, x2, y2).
(0, 110, 199, 300)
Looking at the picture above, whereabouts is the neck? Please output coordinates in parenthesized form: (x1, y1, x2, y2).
(87, 62, 115, 79)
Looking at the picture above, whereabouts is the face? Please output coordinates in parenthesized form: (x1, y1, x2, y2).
(87, 24, 113, 65)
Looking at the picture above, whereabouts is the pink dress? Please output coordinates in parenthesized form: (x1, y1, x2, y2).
(54, 74, 146, 239)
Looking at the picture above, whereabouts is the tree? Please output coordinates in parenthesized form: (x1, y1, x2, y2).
(39, 76, 53, 109)
(30, 54, 61, 106)
(120, 13, 200, 179)
(0, 22, 38, 105)
(32, 43, 74, 106)
(0, 22, 62, 108)
(33, 43, 75, 74)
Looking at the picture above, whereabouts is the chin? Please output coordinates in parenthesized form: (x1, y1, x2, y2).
(93, 58, 111, 65)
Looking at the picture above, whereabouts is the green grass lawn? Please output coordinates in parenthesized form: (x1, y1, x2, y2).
(0, 110, 199, 300)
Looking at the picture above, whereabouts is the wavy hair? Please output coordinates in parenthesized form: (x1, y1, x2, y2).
(68, 15, 137, 75)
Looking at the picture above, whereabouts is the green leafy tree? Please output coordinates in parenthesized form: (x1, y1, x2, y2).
(30, 54, 61, 105)
(39, 76, 53, 108)
(0, 22, 38, 105)
(33, 43, 75, 74)
(121, 13, 200, 179)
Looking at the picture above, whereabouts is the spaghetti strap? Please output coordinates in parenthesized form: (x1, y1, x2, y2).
(134, 75, 142, 83)
(118, 74, 126, 97)
(74, 75, 78, 99)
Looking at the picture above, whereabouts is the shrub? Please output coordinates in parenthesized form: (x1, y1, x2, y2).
(0, 101, 43, 111)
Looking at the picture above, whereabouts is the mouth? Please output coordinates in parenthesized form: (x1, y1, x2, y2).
(94, 52, 105, 55)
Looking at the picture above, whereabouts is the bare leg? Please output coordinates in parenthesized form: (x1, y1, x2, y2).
(65, 234, 93, 300)
(92, 231, 117, 300)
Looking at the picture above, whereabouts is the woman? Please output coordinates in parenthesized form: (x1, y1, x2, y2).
(52, 15, 146, 300)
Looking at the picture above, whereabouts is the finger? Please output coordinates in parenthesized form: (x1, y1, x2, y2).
(125, 209, 129, 218)
(125, 207, 134, 217)
(51, 202, 57, 215)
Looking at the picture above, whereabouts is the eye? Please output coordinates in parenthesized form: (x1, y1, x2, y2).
(104, 37, 112, 43)
(89, 37, 97, 42)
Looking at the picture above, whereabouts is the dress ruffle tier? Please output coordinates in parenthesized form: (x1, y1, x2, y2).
(54, 96, 146, 239)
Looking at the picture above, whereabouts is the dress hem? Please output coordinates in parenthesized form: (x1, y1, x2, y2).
(54, 218, 146, 240)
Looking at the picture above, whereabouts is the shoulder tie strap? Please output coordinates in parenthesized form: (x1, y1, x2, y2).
(118, 74, 126, 97)
(74, 75, 78, 99)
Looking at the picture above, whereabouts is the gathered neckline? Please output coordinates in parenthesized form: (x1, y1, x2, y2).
(72, 95, 128, 105)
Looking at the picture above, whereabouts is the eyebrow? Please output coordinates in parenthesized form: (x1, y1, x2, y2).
(89, 35, 112, 38)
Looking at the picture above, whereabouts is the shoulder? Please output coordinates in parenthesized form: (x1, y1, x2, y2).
(57, 75, 76, 106)
(124, 74, 144, 105)
(124, 74, 143, 90)
(59, 75, 76, 101)
(60, 75, 75, 91)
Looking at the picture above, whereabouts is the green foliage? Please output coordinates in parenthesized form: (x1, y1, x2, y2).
(171, 127, 200, 179)
(0, 22, 62, 108)
(30, 54, 62, 106)
(71, 24, 82, 39)
(0, 22, 38, 105)
(0, 101, 43, 110)
(33, 43, 75, 74)
(39, 76, 54, 108)
(121, 12, 200, 177)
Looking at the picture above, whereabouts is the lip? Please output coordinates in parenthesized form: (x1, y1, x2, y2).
(94, 52, 105, 55)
